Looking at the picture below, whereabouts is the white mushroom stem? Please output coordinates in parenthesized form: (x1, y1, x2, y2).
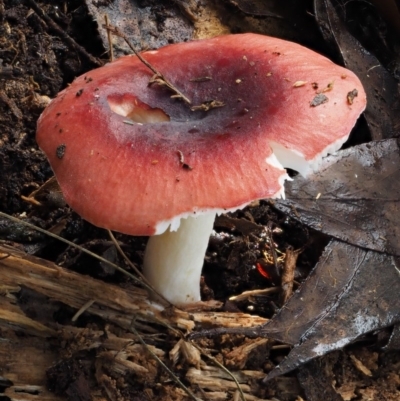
(143, 213, 216, 305)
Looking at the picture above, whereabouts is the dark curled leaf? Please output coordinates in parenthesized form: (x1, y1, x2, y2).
(314, 0, 400, 140)
(261, 136, 400, 380)
(264, 240, 400, 380)
(273, 138, 400, 256)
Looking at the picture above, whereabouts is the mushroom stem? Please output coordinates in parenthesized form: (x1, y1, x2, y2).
(143, 213, 216, 305)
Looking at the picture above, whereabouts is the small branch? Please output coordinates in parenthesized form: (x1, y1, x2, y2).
(104, 15, 114, 62)
(188, 324, 266, 340)
(102, 23, 192, 105)
(71, 299, 95, 322)
(148, 74, 192, 105)
(266, 222, 279, 270)
(280, 246, 302, 305)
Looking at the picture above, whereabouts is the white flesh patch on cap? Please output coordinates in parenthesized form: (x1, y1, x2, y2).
(265, 153, 290, 199)
(269, 134, 349, 177)
(108, 98, 170, 124)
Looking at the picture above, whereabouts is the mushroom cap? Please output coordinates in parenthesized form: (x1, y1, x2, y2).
(37, 33, 366, 236)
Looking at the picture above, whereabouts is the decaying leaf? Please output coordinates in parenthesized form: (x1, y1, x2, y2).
(314, 0, 400, 140)
(264, 240, 400, 380)
(85, 0, 194, 57)
(21, 176, 65, 209)
(273, 138, 400, 256)
(259, 139, 400, 379)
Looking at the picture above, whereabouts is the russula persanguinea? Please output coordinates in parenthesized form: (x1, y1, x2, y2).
(36, 33, 366, 305)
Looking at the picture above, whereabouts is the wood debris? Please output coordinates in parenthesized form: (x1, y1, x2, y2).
(224, 338, 269, 370)
(280, 246, 302, 305)
(350, 354, 373, 377)
(0, 245, 269, 401)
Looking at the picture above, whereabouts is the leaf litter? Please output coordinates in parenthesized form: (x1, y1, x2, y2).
(263, 139, 400, 386)
(273, 139, 400, 256)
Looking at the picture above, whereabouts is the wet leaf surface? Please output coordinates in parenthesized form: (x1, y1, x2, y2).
(246, 138, 400, 380)
(386, 323, 400, 350)
(273, 138, 400, 256)
(264, 239, 400, 380)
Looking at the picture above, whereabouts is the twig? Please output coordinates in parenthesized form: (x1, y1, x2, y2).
(101, 23, 191, 105)
(188, 323, 265, 341)
(107, 230, 145, 281)
(229, 287, 279, 302)
(0, 90, 23, 119)
(280, 246, 302, 305)
(266, 222, 278, 269)
(71, 299, 95, 322)
(104, 15, 114, 62)
(28, 0, 103, 67)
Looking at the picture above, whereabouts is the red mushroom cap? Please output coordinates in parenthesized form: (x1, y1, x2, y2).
(36, 33, 366, 235)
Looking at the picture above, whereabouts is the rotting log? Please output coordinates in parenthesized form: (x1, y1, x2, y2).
(0, 245, 269, 401)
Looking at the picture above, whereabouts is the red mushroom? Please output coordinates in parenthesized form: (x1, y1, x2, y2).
(36, 33, 366, 305)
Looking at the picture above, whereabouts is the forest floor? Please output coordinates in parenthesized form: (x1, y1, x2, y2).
(1, 1, 400, 401)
